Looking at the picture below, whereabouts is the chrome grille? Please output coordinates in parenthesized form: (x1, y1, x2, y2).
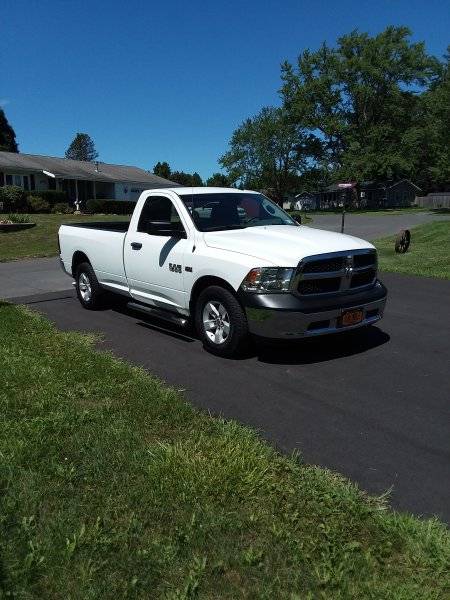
(295, 250, 377, 296)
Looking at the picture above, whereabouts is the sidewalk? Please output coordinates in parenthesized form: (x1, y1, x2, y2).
(0, 257, 73, 300)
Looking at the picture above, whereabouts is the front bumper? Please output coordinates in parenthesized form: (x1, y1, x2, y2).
(240, 280, 387, 339)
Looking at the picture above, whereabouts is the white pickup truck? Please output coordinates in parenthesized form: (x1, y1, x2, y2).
(58, 187, 387, 356)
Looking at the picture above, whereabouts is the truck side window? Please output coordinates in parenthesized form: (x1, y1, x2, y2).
(138, 196, 184, 233)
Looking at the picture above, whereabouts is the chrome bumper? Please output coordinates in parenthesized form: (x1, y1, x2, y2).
(244, 282, 387, 339)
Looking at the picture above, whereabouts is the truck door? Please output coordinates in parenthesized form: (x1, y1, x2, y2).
(124, 194, 191, 312)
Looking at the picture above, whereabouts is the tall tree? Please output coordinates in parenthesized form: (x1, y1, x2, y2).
(281, 26, 438, 186)
(408, 46, 450, 191)
(65, 133, 98, 162)
(220, 106, 315, 202)
(0, 108, 18, 152)
(206, 172, 230, 187)
(153, 161, 172, 179)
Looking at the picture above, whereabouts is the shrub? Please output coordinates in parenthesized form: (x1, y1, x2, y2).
(27, 195, 50, 213)
(0, 185, 28, 212)
(30, 190, 68, 206)
(51, 202, 73, 214)
(5, 213, 31, 223)
(86, 199, 136, 215)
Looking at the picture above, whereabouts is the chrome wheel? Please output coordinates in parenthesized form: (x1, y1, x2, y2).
(202, 301, 230, 345)
(78, 272, 92, 302)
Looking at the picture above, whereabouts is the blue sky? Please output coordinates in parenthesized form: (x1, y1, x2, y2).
(1, 0, 448, 179)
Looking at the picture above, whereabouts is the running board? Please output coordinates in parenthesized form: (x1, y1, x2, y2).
(126, 302, 189, 327)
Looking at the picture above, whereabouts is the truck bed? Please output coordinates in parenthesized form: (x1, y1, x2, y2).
(63, 221, 130, 232)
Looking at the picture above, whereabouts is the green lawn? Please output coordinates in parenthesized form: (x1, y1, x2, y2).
(375, 220, 450, 279)
(304, 207, 434, 216)
(0, 214, 130, 262)
(1, 304, 449, 598)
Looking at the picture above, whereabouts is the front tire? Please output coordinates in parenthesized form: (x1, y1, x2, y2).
(75, 262, 105, 310)
(195, 285, 249, 357)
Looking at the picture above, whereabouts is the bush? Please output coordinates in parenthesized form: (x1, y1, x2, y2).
(4, 213, 31, 224)
(51, 202, 73, 214)
(27, 195, 50, 213)
(30, 190, 68, 206)
(86, 199, 136, 215)
(0, 186, 28, 212)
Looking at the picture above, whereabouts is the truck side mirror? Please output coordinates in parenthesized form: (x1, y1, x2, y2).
(147, 220, 187, 238)
(293, 214, 302, 224)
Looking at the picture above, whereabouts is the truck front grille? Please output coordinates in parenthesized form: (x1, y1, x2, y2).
(295, 250, 377, 297)
(298, 277, 341, 295)
(302, 257, 344, 273)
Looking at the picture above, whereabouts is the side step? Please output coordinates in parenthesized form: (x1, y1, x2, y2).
(126, 302, 189, 327)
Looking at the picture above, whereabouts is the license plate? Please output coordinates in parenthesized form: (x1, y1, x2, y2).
(340, 309, 363, 327)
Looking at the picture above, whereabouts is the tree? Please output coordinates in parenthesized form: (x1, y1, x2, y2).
(0, 108, 18, 152)
(206, 172, 230, 187)
(153, 161, 172, 179)
(190, 172, 203, 186)
(170, 170, 203, 186)
(408, 46, 450, 191)
(65, 133, 98, 162)
(220, 106, 315, 202)
(281, 26, 439, 188)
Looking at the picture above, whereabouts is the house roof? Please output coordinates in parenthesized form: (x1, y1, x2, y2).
(0, 151, 179, 186)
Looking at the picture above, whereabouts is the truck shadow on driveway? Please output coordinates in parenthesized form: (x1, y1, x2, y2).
(254, 326, 390, 365)
(111, 300, 390, 365)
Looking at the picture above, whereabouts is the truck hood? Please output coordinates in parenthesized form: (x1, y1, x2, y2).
(203, 225, 374, 265)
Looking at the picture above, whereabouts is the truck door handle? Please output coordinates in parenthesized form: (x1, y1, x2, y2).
(130, 242, 142, 250)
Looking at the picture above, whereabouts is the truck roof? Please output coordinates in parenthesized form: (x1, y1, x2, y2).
(146, 187, 259, 196)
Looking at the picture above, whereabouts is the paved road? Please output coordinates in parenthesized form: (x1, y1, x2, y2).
(309, 211, 450, 240)
(9, 273, 450, 523)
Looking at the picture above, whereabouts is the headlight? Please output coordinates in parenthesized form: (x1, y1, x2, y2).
(240, 267, 295, 293)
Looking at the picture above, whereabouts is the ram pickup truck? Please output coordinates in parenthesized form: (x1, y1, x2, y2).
(58, 187, 387, 356)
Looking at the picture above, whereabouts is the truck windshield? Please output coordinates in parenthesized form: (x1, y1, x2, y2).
(179, 193, 296, 232)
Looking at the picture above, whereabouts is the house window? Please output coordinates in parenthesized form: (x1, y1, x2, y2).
(4, 174, 30, 188)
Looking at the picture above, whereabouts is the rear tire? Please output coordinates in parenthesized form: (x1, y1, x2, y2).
(195, 285, 249, 357)
(75, 262, 105, 310)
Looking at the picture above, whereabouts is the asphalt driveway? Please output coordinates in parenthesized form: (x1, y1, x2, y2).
(9, 272, 450, 523)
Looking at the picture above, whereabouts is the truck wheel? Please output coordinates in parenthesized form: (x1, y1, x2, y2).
(195, 285, 249, 357)
(75, 262, 105, 310)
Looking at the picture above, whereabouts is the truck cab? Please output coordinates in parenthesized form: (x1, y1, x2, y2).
(58, 187, 387, 356)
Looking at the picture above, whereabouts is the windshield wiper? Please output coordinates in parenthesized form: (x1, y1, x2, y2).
(204, 224, 247, 231)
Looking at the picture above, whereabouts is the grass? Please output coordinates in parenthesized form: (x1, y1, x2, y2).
(375, 220, 450, 279)
(0, 213, 130, 262)
(305, 207, 433, 216)
(1, 304, 449, 599)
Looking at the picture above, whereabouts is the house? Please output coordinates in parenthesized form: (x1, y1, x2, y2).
(0, 151, 178, 205)
(293, 191, 318, 210)
(360, 180, 422, 208)
(314, 180, 421, 210)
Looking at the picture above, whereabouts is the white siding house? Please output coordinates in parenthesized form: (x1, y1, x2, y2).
(0, 151, 178, 205)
